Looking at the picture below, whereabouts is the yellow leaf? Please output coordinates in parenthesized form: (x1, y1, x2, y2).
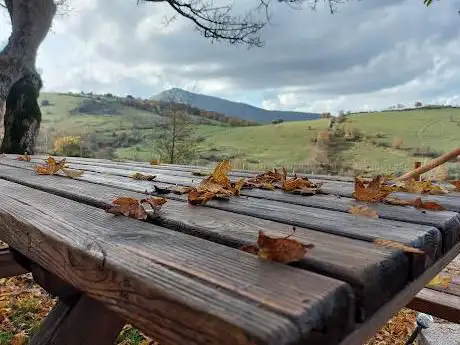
(427, 273, 452, 289)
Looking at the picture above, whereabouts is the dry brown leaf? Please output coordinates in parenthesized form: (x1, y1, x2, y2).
(383, 196, 415, 206)
(256, 228, 314, 263)
(352, 176, 391, 202)
(62, 168, 84, 179)
(231, 178, 246, 195)
(34, 156, 67, 175)
(413, 197, 444, 211)
(150, 159, 160, 165)
(140, 197, 168, 214)
(106, 197, 147, 220)
(449, 180, 460, 191)
(131, 172, 156, 181)
(16, 152, 31, 162)
(373, 238, 425, 254)
(282, 176, 321, 194)
(348, 205, 379, 218)
(187, 189, 215, 205)
(210, 160, 232, 185)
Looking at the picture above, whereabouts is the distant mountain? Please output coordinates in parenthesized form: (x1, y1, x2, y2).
(152, 88, 320, 123)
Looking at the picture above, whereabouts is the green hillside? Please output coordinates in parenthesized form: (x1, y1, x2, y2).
(19, 92, 460, 176)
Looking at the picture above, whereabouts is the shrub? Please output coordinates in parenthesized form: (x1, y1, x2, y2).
(392, 137, 403, 149)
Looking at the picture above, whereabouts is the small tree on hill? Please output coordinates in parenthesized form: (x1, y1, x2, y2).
(153, 111, 199, 164)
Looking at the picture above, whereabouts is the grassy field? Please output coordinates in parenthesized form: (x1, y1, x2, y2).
(24, 92, 460, 176)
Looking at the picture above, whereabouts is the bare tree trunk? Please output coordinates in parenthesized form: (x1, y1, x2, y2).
(0, 0, 57, 154)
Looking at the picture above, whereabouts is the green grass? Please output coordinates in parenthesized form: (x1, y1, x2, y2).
(33, 92, 460, 175)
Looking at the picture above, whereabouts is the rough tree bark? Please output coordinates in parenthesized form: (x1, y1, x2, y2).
(0, 0, 56, 154)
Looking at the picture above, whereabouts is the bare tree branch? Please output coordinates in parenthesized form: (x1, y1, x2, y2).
(138, 0, 348, 47)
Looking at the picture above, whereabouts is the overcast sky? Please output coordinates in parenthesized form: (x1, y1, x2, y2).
(1, 0, 460, 113)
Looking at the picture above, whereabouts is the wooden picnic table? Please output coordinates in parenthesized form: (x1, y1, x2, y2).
(0, 154, 459, 345)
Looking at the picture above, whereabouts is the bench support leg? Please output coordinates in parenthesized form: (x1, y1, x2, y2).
(29, 294, 126, 345)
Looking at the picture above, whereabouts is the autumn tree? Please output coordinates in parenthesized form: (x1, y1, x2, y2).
(0, 0, 429, 155)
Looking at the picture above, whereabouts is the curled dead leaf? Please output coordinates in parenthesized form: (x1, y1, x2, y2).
(242, 228, 314, 264)
(35, 156, 67, 175)
(352, 176, 391, 202)
(62, 168, 85, 179)
(131, 172, 156, 181)
(373, 238, 425, 255)
(16, 152, 31, 162)
(383, 196, 415, 206)
(140, 196, 168, 214)
(401, 179, 448, 195)
(348, 205, 379, 218)
(106, 197, 147, 220)
(187, 189, 215, 205)
(413, 197, 444, 211)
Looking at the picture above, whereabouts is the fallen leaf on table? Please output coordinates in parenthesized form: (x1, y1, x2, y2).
(140, 196, 168, 214)
(231, 178, 246, 195)
(427, 273, 452, 289)
(352, 176, 391, 202)
(348, 205, 379, 218)
(131, 172, 156, 181)
(16, 152, 31, 162)
(374, 238, 425, 254)
(400, 179, 448, 195)
(413, 197, 444, 211)
(449, 180, 460, 192)
(153, 185, 171, 194)
(187, 160, 242, 205)
(245, 168, 286, 187)
(282, 176, 322, 194)
(240, 227, 314, 263)
(34, 156, 67, 175)
(106, 197, 147, 220)
(383, 196, 415, 206)
(187, 189, 215, 205)
(150, 159, 160, 165)
(62, 168, 84, 179)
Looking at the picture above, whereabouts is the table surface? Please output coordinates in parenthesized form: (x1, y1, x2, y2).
(0, 154, 459, 345)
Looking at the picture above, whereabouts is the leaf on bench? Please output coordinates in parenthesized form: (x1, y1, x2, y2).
(427, 273, 452, 289)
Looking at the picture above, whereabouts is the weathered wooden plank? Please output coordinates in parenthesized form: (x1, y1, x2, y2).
(11, 156, 458, 253)
(12, 154, 355, 182)
(0, 248, 28, 278)
(0, 163, 409, 320)
(30, 294, 126, 345)
(407, 288, 460, 323)
(340, 241, 460, 345)
(0, 161, 442, 278)
(0, 178, 354, 345)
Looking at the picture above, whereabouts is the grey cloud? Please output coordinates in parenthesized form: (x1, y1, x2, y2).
(43, 0, 460, 111)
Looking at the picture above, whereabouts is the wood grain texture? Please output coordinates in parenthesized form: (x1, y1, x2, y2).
(8, 157, 457, 251)
(407, 288, 460, 323)
(0, 248, 28, 278)
(30, 294, 125, 345)
(0, 163, 409, 321)
(0, 158, 442, 262)
(0, 178, 354, 345)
